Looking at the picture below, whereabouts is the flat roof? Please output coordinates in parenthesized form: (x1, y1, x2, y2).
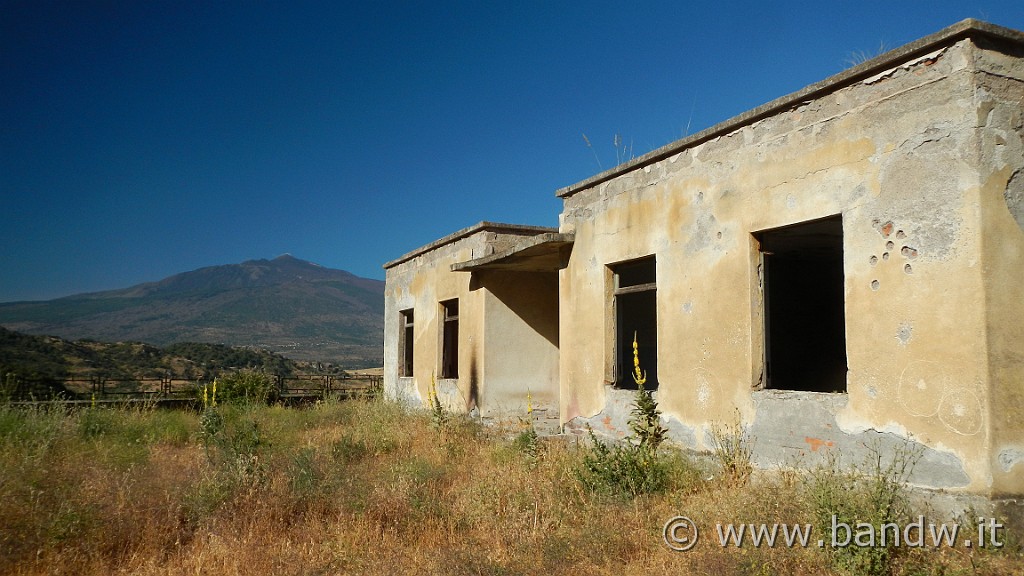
(383, 221, 558, 269)
(451, 233, 574, 272)
(557, 19, 1024, 199)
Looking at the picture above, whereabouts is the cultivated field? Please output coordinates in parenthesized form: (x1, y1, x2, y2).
(0, 397, 1019, 575)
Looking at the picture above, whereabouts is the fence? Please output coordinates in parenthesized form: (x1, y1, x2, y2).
(1, 373, 382, 405)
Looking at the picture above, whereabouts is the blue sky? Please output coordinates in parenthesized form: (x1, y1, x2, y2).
(2, 1, 1022, 302)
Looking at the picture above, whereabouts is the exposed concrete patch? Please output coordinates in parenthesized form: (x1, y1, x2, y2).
(564, 387, 635, 440)
(749, 390, 970, 488)
(389, 377, 422, 408)
(564, 387, 698, 450)
(661, 416, 699, 450)
(1006, 169, 1024, 231)
(877, 129, 965, 260)
(998, 447, 1024, 472)
(683, 210, 720, 254)
(896, 322, 913, 346)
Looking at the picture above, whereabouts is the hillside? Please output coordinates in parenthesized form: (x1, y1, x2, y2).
(0, 326, 301, 381)
(0, 255, 383, 368)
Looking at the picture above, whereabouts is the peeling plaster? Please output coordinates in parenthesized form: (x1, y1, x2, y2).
(1006, 169, 1024, 231)
(751, 390, 970, 488)
(862, 48, 948, 85)
(998, 448, 1024, 473)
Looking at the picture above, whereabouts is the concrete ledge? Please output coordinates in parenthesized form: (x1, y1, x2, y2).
(383, 221, 558, 269)
(451, 233, 574, 272)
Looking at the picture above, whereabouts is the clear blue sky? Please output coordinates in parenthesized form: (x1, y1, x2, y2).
(3, 1, 1022, 302)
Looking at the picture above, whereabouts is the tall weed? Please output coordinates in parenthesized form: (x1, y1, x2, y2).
(805, 442, 922, 576)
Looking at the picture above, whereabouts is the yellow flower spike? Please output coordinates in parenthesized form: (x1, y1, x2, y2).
(211, 378, 217, 407)
(632, 331, 647, 387)
(428, 372, 438, 407)
(202, 384, 208, 407)
(527, 391, 533, 415)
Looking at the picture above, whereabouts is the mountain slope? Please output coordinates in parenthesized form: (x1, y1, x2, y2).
(0, 255, 383, 367)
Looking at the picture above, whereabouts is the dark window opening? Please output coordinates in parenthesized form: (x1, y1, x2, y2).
(440, 299, 459, 379)
(757, 215, 847, 393)
(612, 257, 658, 389)
(399, 309, 414, 377)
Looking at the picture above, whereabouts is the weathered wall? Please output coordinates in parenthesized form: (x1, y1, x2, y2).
(384, 232, 482, 410)
(558, 35, 1015, 493)
(384, 225, 559, 414)
(480, 270, 560, 415)
(973, 37, 1024, 497)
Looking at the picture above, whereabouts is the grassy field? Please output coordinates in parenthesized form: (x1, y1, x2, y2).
(0, 397, 1019, 575)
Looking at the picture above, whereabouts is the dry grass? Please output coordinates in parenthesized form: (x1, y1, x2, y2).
(0, 399, 1018, 575)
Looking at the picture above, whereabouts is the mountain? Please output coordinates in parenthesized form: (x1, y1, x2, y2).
(0, 255, 383, 368)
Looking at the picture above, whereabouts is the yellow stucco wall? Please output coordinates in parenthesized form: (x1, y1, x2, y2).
(384, 226, 561, 416)
(974, 40, 1024, 497)
(558, 36, 1021, 493)
(383, 24, 1023, 497)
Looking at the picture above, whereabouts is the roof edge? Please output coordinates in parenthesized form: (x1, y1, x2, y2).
(451, 232, 575, 272)
(556, 19, 1024, 199)
(383, 221, 558, 269)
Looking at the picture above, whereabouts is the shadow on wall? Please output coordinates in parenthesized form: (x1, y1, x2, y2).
(474, 270, 560, 347)
(469, 351, 479, 410)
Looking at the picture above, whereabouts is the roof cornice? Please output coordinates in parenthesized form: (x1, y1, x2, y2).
(383, 221, 558, 269)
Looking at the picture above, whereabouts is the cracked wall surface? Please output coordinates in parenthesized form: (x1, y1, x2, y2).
(558, 28, 1024, 495)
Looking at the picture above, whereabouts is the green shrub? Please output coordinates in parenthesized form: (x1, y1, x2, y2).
(574, 333, 672, 497)
(805, 442, 921, 576)
(574, 427, 669, 497)
(216, 368, 278, 404)
(512, 424, 542, 468)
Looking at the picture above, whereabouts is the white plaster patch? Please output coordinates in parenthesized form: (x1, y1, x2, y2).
(682, 301, 694, 314)
(897, 360, 947, 417)
(937, 389, 984, 436)
(693, 368, 718, 409)
(697, 382, 710, 408)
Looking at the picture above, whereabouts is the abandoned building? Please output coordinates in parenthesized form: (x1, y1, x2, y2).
(383, 19, 1024, 500)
